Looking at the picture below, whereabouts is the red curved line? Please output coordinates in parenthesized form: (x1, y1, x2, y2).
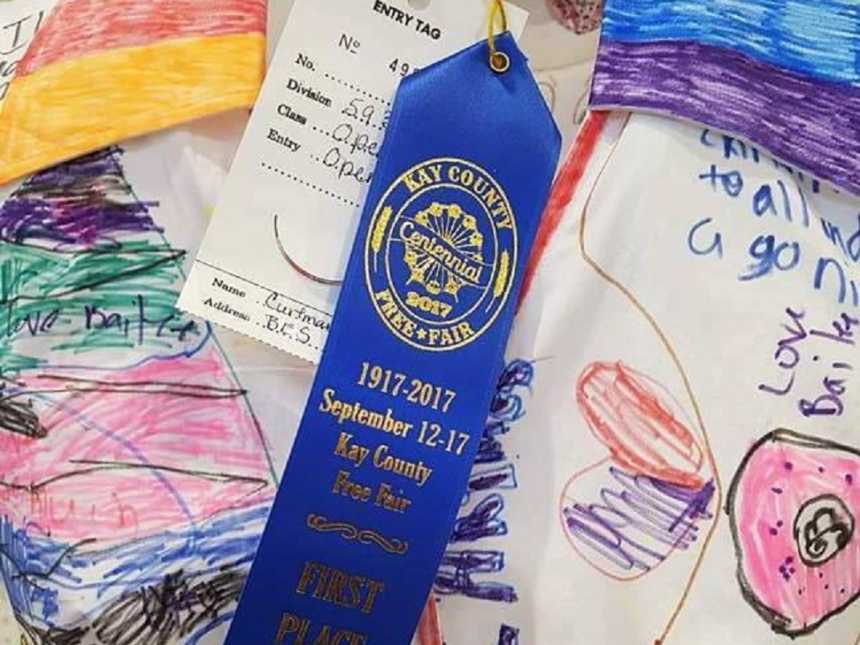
(517, 111, 610, 312)
(575, 119, 723, 643)
(416, 594, 444, 645)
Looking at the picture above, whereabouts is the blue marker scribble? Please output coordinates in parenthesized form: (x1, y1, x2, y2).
(739, 234, 800, 281)
(687, 217, 724, 258)
(0, 501, 268, 640)
(814, 257, 860, 307)
(436, 359, 533, 604)
(451, 494, 507, 542)
(498, 623, 520, 644)
(698, 164, 743, 197)
(819, 214, 860, 265)
(434, 550, 516, 603)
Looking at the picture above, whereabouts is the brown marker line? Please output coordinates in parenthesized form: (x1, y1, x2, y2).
(576, 113, 723, 645)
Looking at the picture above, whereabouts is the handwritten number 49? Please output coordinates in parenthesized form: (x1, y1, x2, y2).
(389, 58, 412, 77)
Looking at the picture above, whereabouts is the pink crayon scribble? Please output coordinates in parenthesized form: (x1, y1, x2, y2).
(0, 345, 273, 545)
(728, 430, 860, 636)
(546, 0, 604, 35)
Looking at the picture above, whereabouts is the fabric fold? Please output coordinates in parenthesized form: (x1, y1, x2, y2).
(591, 0, 860, 196)
(0, 0, 267, 186)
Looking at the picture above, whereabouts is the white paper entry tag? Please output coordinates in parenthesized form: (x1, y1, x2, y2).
(179, 0, 528, 362)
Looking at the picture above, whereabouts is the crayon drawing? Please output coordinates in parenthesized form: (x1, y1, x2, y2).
(540, 111, 860, 643)
(435, 359, 533, 606)
(727, 430, 860, 637)
(414, 359, 534, 645)
(591, 0, 860, 196)
(568, 115, 721, 644)
(0, 0, 267, 185)
(560, 361, 716, 580)
(0, 147, 276, 644)
(0, 3, 49, 108)
(546, 0, 603, 34)
(481, 112, 729, 644)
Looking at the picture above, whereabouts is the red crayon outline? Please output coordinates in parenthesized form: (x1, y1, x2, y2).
(517, 111, 610, 312)
(576, 361, 706, 489)
(574, 113, 723, 645)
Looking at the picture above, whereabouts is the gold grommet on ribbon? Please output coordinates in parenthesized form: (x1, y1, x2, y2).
(487, 0, 510, 73)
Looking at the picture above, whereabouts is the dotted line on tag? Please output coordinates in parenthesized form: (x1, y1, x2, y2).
(368, 119, 387, 133)
(316, 119, 386, 135)
(323, 72, 391, 106)
(261, 162, 361, 208)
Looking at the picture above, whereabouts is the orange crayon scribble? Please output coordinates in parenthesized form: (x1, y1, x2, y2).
(577, 361, 705, 488)
(0, 32, 264, 185)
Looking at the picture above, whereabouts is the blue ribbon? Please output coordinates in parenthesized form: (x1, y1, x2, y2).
(227, 33, 560, 645)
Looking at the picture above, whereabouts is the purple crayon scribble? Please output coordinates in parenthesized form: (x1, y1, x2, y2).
(437, 360, 533, 604)
(498, 623, 520, 645)
(0, 147, 160, 250)
(591, 39, 860, 196)
(563, 466, 716, 574)
(434, 550, 517, 603)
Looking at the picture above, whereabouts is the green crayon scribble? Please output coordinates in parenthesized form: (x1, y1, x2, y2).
(0, 239, 203, 374)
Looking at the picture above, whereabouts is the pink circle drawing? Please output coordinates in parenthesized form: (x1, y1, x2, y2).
(727, 429, 860, 636)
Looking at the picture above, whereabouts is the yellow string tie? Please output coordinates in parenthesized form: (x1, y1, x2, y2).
(487, 0, 510, 73)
